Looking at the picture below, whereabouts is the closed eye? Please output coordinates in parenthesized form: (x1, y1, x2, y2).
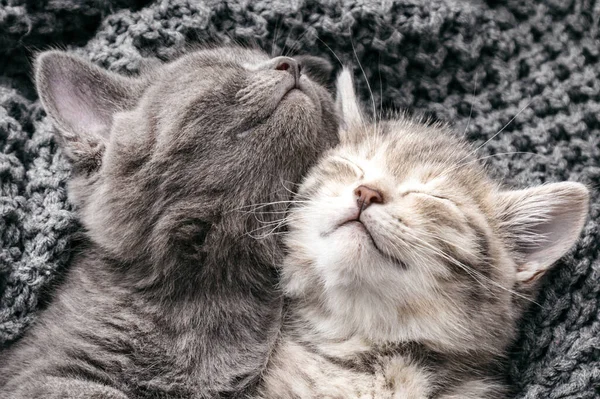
(331, 156, 364, 178)
(406, 191, 452, 202)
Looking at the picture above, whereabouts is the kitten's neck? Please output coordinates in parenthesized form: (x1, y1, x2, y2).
(285, 281, 508, 359)
(76, 244, 283, 356)
(90, 231, 280, 307)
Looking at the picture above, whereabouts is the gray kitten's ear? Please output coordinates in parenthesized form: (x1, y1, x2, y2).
(294, 55, 333, 86)
(496, 182, 589, 285)
(335, 68, 365, 142)
(35, 51, 141, 164)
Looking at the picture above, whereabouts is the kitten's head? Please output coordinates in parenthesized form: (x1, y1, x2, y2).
(282, 69, 589, 355)
(35, 47, 338, 283)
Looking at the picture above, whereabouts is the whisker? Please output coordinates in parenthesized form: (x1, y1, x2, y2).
(252, 213, 303, 226)
(280, 179, 302, 187)
(278, 179, 311, 201)
(284, 27, 311, 57)
(399, 229, 494, 293)
(414, 229, 488, 264)
(280, 25, 294, 57)
(226, 200, 311, 214)
(350, 38, 377, 137)
(389, 236, 439, 287)
(462, 70, 477, 138)
(444, 151, 546, 175)
(271, 16, 282, 58)
(244, 219, 290, 235)
(243, 214, 301, 239)
(378, 53, 383, 121)
(399, 228, 539, 306)
(243, 210, 290, 215)
(246, 231, 289, 240)
(315, 36, 344, 67)
(459, 98, 534, 164)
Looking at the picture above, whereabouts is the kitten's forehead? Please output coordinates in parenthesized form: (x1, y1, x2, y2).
(382, 121, 469, 164)
(339, 121, 477, 182)
(154, 47, 268, 89)
(179, 47, 269, 69)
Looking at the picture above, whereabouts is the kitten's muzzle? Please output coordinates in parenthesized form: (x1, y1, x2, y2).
(326, 185, 384, 235)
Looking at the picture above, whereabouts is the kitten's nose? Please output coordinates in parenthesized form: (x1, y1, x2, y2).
(354, 185, 384, 210)
(272, 56, 301, 85)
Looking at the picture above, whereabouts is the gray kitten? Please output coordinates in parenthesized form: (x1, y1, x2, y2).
(0, 47, 338, 398)
(255, 69, 589, 398)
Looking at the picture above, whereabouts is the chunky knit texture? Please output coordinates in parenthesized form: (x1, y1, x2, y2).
(0, 0, 598, 397)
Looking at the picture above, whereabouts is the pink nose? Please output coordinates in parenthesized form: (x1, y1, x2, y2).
(354, 185, 383, 210)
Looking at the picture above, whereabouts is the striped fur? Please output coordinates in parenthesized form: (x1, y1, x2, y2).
(254, 69, 589, 398)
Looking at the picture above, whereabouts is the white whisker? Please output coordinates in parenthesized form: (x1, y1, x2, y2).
(459, 98, 534, 164)
(399, 227, 539, 306)
(227, 200, 311, 213)
(350, 38, 377, 138)
(462, 71, 477, 137)
(444, 151, 545, 175)
(315, 36, 344, 68)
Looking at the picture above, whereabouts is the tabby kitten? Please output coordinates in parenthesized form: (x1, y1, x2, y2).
(0, 47, 338, 398)
(256, 69, 589, 398)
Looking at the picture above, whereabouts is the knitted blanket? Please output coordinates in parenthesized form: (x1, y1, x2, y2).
(1, 1, 598, 397)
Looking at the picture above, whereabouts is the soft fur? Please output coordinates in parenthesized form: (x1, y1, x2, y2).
(0, 47, 338, 398)
(255, 70, 590, 398)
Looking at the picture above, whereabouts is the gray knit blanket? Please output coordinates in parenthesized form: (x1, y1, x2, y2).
(1, 0, 598, 397)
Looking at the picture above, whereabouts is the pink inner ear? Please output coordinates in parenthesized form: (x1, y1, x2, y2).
(49, 71, 111, 139)
(520, 210, 569, 265)
(516, 265, 546, 284)
(503, 182, 589, 285)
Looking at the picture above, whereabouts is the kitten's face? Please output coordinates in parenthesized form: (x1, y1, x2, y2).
(35, 47, 338, 271)
(290, 123, 497, 296)
(132, 48, 332, 181)
(282, 70, 588, 354)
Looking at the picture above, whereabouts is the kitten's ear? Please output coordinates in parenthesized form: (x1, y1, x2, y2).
(496, 182, 589, 285)
(335, 68, 365, 142)
(295, 55, 333, 86)
(35, 51, 141, 165)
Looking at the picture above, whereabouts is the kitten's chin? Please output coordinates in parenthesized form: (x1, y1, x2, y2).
(277, 86, 315, 110)
(338, 220, 368, 233)
(332, 221, 403, 267)
(322, 224, 382, 264)
(281, 88, 305, 100)
(329, 221, 371, 246)
(280, 78, 323, 114)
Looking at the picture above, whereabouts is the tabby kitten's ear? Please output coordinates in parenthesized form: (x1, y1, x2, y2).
(496, 182, 589, 286)
(335, 68, 365, 142)
(35, 51, 142, 167)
